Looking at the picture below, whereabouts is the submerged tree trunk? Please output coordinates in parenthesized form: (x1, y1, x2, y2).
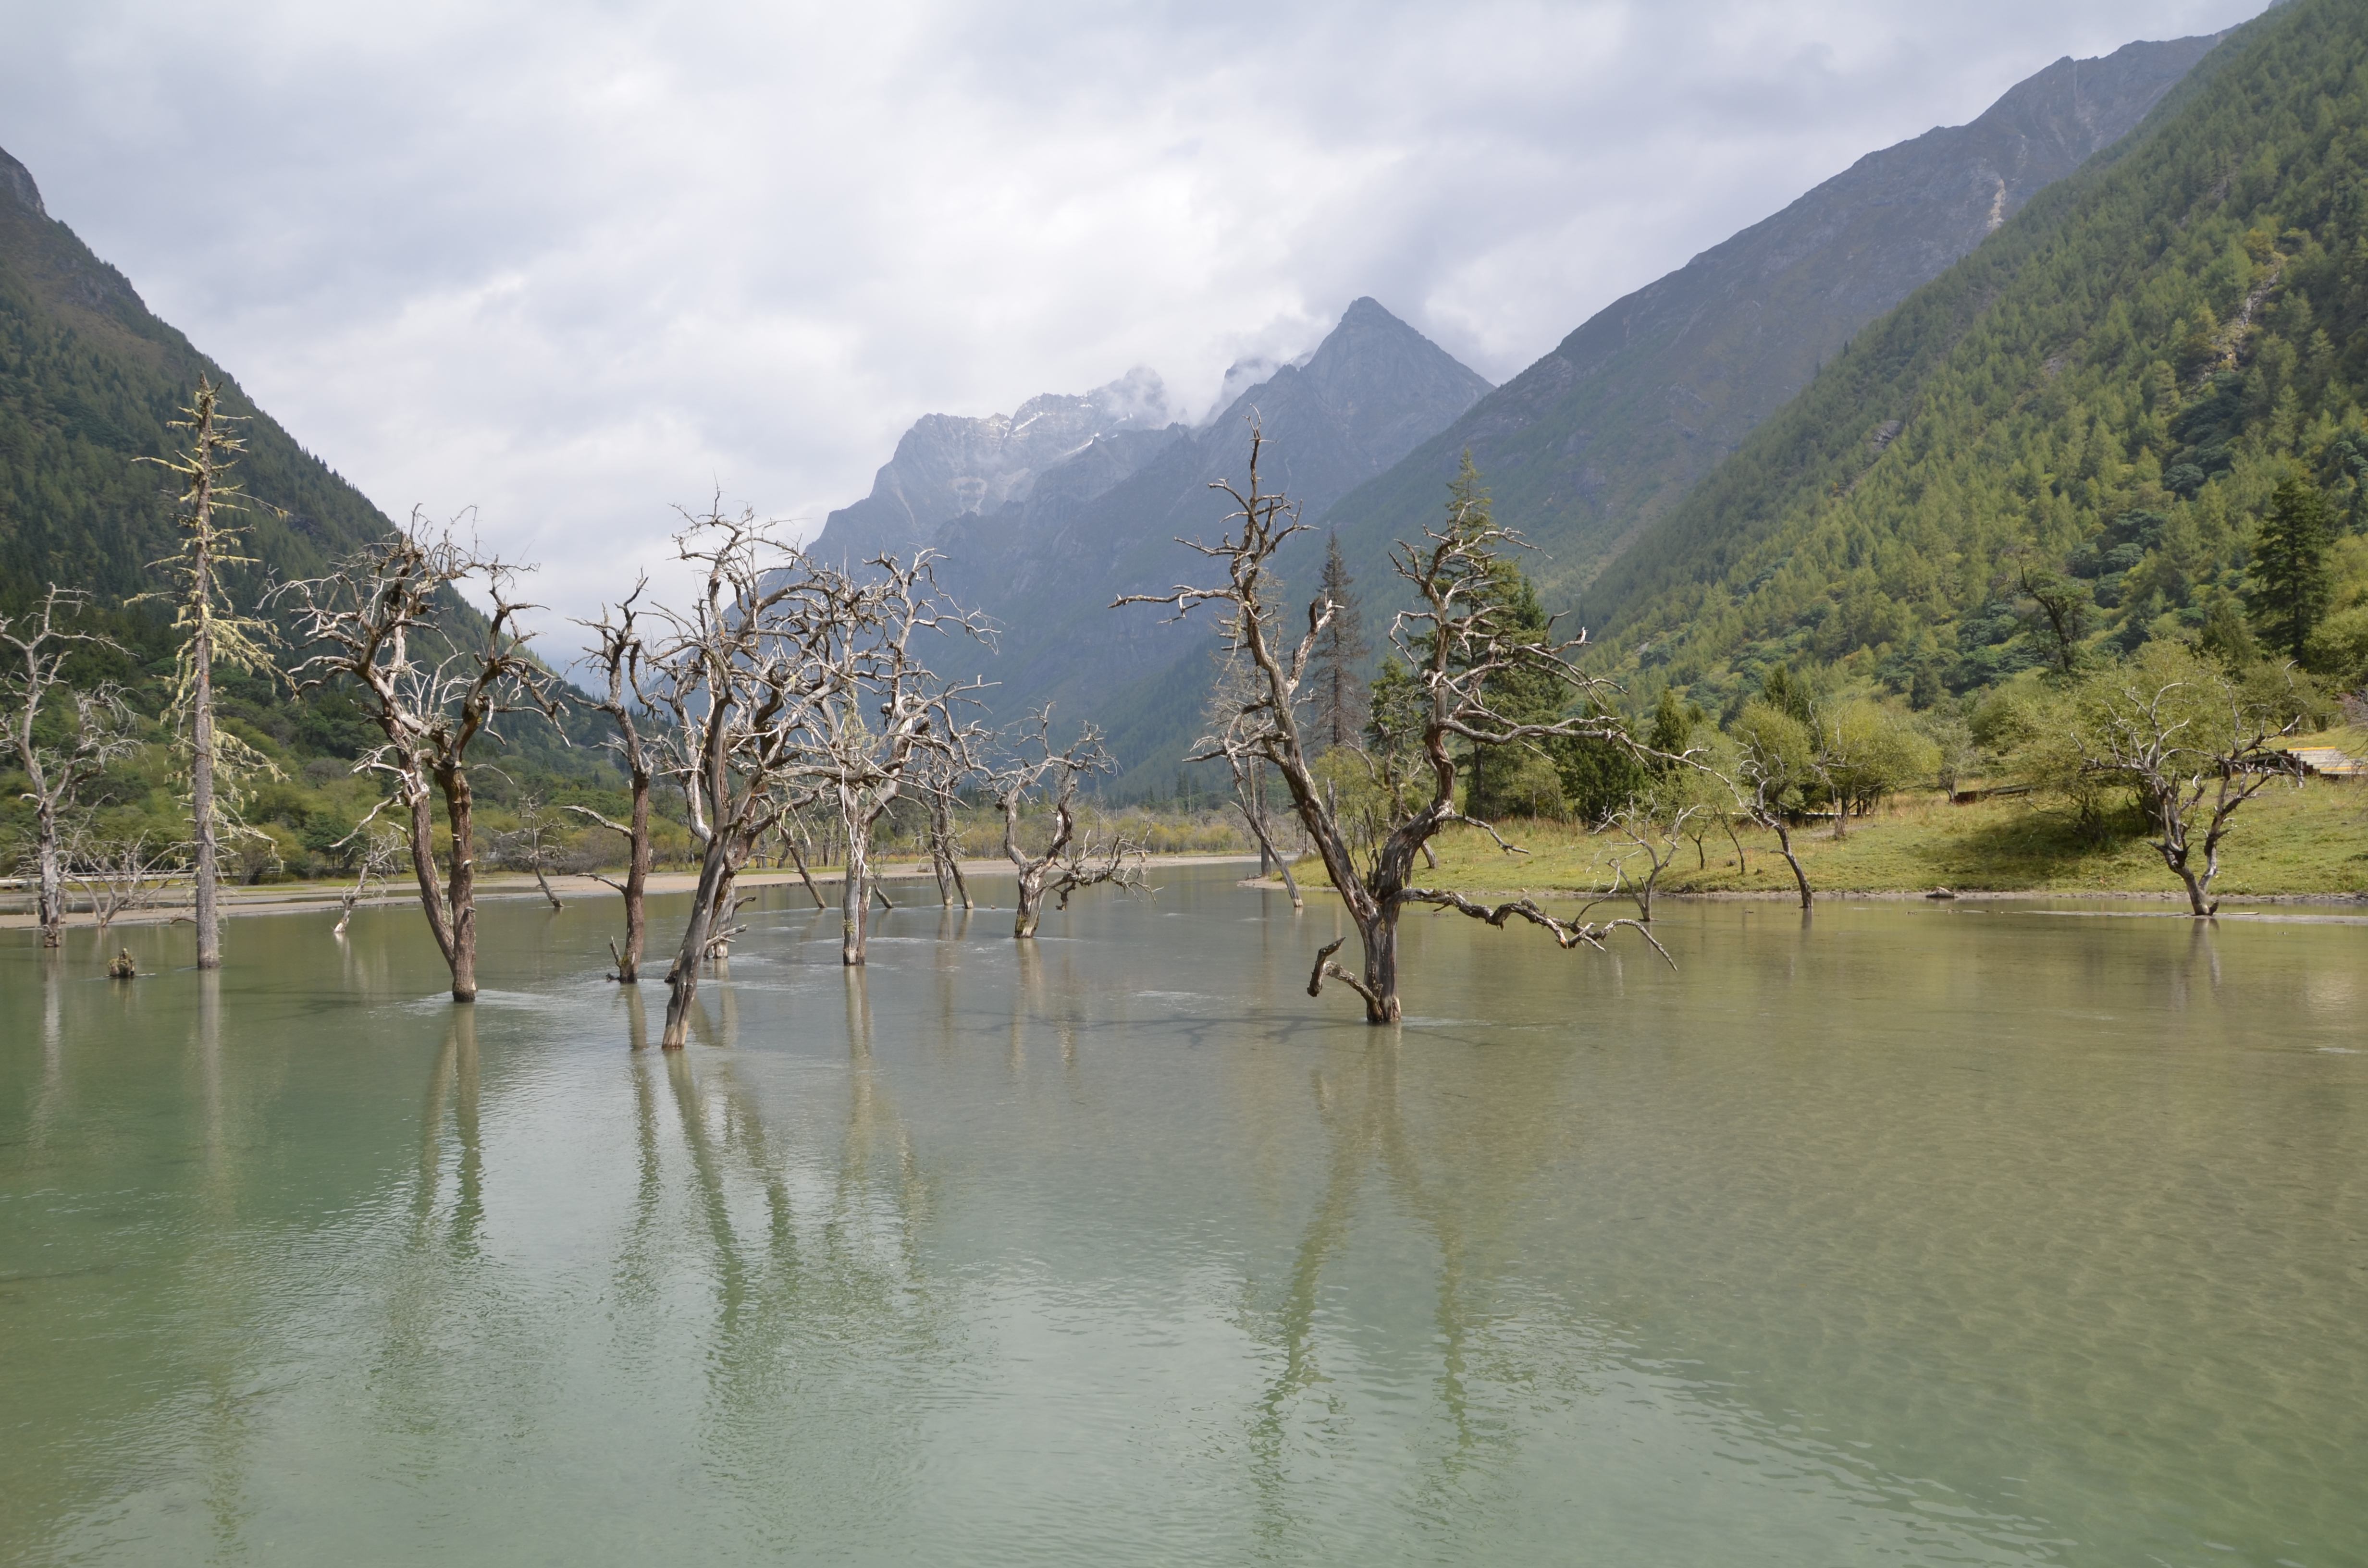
(2169, 858, 2214, 917)
(191, 611, 220, 969)
(36, 801, 64, 948)
(1232, 756, 1302, 909)
(785, 835, 828, 909)
(1770, 817, 1812, 910)
(663, 842, 736, 1048)
(398, 776, 462, 988)
(617, 782, 651, 978)
(2151, 802, 2217, 917)
(1359, 911, 1401, 1024)
(1012, 865, 1049, 939)
(840, 809, 873, 966)
(437, 766, 481, 1002)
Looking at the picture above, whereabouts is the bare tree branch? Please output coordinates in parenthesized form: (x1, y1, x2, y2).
(994, 707, 1148, 938)
(571, 576, 663, 980)
(3, 589, 136, 947)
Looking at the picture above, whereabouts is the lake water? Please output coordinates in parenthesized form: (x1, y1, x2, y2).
(2, 867, 2363, 1566)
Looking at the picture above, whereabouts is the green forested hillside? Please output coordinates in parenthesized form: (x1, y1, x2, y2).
(0, 147, 618, 881)
(0, 150, 403, 628)
(1316, 32, 2220, 613)
(1582, 0, 2368, 712)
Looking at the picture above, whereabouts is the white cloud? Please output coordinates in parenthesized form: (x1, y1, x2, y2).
(0, 0, 2269, 630)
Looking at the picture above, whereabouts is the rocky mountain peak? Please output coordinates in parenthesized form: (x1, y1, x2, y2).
(0, 147, 48, 219)
(812, 367, 1182, 561)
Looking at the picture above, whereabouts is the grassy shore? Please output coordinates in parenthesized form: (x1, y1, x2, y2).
(1317, 773, 2368, 901)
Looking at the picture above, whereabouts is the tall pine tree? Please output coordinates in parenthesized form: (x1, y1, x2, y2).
(2249, 477, 2333, 662)
(1307, 532, 1369, 751)
(1435, 456, 1573, 820)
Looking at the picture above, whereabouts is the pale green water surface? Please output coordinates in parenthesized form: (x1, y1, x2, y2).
(2, 867, 2363, 1566)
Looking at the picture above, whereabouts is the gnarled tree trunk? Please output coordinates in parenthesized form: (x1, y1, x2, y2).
(664, 842, 740, 1048)
(36, 800, 65, 948)
(617, 782, 651, 976)
(840, 803, 874, 965)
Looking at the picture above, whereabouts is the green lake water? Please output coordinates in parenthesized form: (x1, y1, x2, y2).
(2, 866, 2363, 1566)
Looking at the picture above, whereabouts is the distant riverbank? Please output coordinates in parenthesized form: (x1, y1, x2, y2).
(0, 853, 1263, 933)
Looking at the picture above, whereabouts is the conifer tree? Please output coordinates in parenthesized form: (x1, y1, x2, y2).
(1441, 457, 1569, 820)
(1306, 532, 1369, 750)
(141, 377, 277, 969)
(1647, 688, 1695, 760)
(2249, 477, 2332, 662)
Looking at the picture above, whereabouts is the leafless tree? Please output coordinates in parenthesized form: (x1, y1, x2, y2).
(65, 827, 186, 932)
(569, 581, 664, 979)
(1205, 646, 1301, 906)
(2077, 655, 2306, 916)
(916, 750, 974, 909)
(993, 709, 1149, 938)
(495, 794, 568, 910)
(3, 590, 136, 946)
(1732, 760, 1813, 909)
(278, 516, 560, 1002)
(1117, 429, 1666, 1024)
(1597, 796, 1698, 922)
(332, 827, 406, 939)
(782, 551, 990, 967)
(643, 507, 832, 1048)
(772, 810, 831, 909)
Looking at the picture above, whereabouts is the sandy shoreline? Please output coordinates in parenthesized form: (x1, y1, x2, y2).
(0, 854, 1264, 932)
(14, 854, 2364, 933)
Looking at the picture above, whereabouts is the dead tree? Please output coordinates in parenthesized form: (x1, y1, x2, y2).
(645, 508, 828, 1047)
(1599, 796, 1698, 922)
(66, 827, 186, 932)
(787, 551, 989, 967)
(1117, 431, 1665, 1024)
(917, 750, 974, 909)
(137, 377, 276, 971)
(2079, 660, 2305, 916)
(993, 708, 1148, 938)
(568, 582, 663, 980)
(333, 828, 406, 939)
(1733, 760, 1814, 910)
(3, 590, 135, 947)
(495, 795, 568, 909)
(1205, 646, 1301, 907)
(279, 518, 559, 1002)
(773, 810, 830, 908)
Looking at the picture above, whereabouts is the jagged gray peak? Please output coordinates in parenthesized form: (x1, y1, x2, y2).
(1317, 31, 2225, 606)
(809, 366, 1176, 562)
(910, 296, 1492, 780)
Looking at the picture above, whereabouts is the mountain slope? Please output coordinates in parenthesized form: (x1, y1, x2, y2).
(813, 298, 1491, 783)
(0, 146, 400, 619)
(1579, 0, 2368, 707)
(1316, 31, 2223, 612)
(812, 367, 1180, 563)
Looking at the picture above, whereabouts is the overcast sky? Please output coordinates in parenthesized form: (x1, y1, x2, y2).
(0, 0, 2269, 628)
